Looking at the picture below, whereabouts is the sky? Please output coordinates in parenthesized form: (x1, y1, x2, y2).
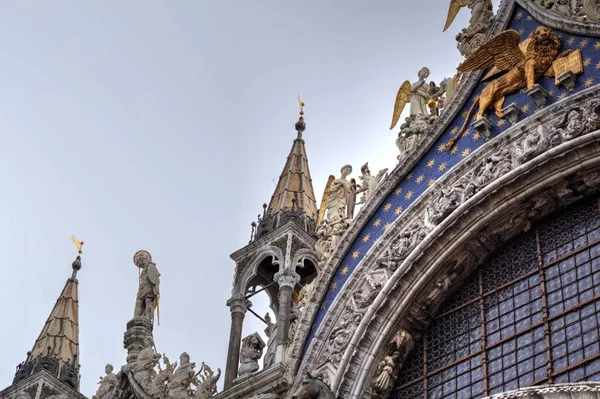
(0, 1, 471, 396)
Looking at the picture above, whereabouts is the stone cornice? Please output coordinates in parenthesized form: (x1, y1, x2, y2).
(485, 382, 600, 398)
(213, 364, 288, 399)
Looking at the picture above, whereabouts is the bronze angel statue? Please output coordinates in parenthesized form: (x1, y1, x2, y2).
(445, 26, 572, 149)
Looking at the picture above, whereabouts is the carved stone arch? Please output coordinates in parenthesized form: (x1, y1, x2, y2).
(235, 247, 284, 309)
(291, 80, 600, 398)
(289, 1, 600, 394)
(292, 249, 319, 273)
(338, 134, 600, 398)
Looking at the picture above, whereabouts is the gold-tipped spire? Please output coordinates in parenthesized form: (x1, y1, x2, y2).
(260, 98, 317, 235)
(298, 94, 305, 116)
(71, 235, 84, 254)
(21, 238, 82, 390)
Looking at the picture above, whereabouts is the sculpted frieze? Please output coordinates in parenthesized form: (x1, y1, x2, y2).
(295, 83, 600, 398)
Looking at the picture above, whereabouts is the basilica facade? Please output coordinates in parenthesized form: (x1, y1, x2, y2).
(4, 0, 600, 398)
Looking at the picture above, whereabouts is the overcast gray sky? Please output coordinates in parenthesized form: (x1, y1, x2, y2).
(0, 1, 470, 396)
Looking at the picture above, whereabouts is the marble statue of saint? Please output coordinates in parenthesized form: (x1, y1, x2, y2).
(168, 352, 196, 399)
(92, 364, 118, 399)
(133, 250, 161, 324)
(263, 313, 278, 369)
(325, 165, 356, 223)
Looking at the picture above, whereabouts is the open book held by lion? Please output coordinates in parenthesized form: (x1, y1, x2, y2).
(445, 26, 574, 149)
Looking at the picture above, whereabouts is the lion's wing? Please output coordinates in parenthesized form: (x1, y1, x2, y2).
(458, 30, 524, 73)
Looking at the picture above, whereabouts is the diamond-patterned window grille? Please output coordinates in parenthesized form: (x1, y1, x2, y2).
(391, 195, 600, 399)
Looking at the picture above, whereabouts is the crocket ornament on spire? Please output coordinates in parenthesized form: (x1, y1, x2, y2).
(133, 250, 161, 326)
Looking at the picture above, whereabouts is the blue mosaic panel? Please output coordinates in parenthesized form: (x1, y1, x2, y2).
(306, 4, 600, 348)
(392, 195, 600, 398)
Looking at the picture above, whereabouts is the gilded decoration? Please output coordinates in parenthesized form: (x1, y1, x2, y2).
(304, 2, 600, 353)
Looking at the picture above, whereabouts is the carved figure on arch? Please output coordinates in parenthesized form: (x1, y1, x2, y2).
(358, 162, 388, 204)
(148, 354, 177, 398)
(371, 330, 413, 396)
(132, 337, 162, 391)
(92, 364, 118, 399)
(193, 362, 221, 399)
(168, 352, 196, 399)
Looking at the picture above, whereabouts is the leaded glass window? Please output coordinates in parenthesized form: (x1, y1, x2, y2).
(391, 195, 600, 399)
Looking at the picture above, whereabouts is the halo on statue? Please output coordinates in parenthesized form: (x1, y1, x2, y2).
(133, 250, 152, 268)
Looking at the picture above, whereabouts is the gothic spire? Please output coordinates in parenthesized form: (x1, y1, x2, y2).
(256, 98, 318, 238)
(12, 242, 83, 391)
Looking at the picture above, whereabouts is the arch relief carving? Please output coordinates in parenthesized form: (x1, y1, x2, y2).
(292, 84, 600, 399)
(234, 247, 283, 295)
(286, 2, 600, 395)
(341, 137, 600, 396)
(285, 0, 600, 383)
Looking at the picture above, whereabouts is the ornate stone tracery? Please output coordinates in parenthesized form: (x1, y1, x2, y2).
(292, 72, 600, 398)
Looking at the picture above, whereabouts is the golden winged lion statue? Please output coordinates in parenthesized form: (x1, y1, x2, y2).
(445, 26, 571, 149)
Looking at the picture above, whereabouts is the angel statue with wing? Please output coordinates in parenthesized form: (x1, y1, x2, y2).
(134, 250, 161, 325)
(444, 0, 492, 32)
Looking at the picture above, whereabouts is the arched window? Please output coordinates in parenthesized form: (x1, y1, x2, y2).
(392, 195, 600, 398)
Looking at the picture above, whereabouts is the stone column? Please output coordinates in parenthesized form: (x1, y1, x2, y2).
(123, 317, 154, 367)
(224, 295, 250, 389)
(274, 268, 301, 346)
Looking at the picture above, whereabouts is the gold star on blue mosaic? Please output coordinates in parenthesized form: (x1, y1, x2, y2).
(394, 206, 403, 216)
(306, 5, 600, 353)
(331, 281, 338, 290)
(362, 233, 371, 243)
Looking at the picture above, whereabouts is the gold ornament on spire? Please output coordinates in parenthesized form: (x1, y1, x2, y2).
(71, 235, 84, 254)
(298, 94, 305, 115)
